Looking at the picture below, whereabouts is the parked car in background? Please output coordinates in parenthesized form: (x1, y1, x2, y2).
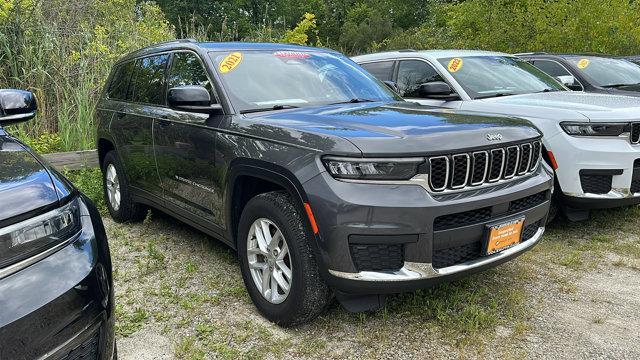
(354, 50, 640, 221)
(96, 41, 552, 326)
(0, 89, 116, 359)
(516, 52, 640, 96)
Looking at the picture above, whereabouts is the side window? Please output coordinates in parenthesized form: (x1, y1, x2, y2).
(107, 61, 134, 100)
(130, 54, 169, 105)
(397, 60, 444, 97)
(360, 61, 395, 82)
(167, 52, 214, 100)
(532, 60, 572, 78)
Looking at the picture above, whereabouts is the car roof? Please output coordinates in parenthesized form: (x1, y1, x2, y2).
(515, 52, 616, 59)
(115, 39, 340, 65)
(352, 49, 510, 62)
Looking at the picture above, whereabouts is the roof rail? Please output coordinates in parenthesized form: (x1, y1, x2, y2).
(513, 52, 548, 56)
(398, 49, 417, 52)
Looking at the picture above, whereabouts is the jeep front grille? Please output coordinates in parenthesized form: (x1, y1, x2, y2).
(428, 140, 542, 192)
(631, 123, 640, 144)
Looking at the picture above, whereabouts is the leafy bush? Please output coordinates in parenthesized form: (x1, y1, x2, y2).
(22, 132, 64, 154)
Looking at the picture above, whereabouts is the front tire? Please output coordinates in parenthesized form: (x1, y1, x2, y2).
(102, 150, 145, 222)
(238, 191, 332, 326)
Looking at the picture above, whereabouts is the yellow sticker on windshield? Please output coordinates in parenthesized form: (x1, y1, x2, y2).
(219, 52, 243, 73)
(448, 58, 463, 72)
(577, 58, 590, 69)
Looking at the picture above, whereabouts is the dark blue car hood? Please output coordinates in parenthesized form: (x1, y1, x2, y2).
(252, 102, 541, 156)
(0, 131, 73, 224)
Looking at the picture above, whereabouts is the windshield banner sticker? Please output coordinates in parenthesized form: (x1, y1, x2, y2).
(448, 58, 463, 72)
(219, 52, 243, 73)
(577, 58, 590, 69)
(274, 51, 311, 59)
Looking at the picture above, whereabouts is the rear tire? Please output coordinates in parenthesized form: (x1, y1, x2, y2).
(238, 191, 332, 326)
(102, 150, 145, 222)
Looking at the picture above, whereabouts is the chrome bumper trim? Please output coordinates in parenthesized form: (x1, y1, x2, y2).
(328, 227, 545, 282)
(567, 189, 640, 199)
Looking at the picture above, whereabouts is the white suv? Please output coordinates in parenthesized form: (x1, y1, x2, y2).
(353, 50, 640, 220)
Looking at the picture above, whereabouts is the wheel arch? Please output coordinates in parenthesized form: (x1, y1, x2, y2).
(225, 159, 314, 249)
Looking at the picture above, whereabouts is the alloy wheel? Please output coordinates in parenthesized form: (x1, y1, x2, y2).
(246, 218, 292, 304)
(105, 163, 121, 211)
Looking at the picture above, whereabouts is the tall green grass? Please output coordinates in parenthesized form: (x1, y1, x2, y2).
(0, 0, 174, 152)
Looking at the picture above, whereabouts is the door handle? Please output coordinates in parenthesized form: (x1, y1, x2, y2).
(157, 119, 172, 128)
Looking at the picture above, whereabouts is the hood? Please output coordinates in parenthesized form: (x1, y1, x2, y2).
(250, 102, 540, 156)
(478, 92, 640, 122)
(0, 133, 66, 223)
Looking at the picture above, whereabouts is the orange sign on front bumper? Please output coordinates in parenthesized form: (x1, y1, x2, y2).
(486, 218, 524, 255)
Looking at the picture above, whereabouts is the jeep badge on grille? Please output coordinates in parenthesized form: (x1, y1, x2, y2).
(486, 133, 503, 141)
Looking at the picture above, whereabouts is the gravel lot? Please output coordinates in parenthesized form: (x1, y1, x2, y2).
(106, 206, 640, 359)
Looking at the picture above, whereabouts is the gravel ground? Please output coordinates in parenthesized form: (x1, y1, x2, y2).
(106, 207, 640, 360)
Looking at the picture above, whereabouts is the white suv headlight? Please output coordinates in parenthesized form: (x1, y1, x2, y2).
(560, 122, 628, 137)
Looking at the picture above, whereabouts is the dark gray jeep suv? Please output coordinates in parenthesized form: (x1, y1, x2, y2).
(96, 40, 553, 325)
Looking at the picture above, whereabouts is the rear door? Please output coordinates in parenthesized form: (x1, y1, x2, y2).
(112, 54, 170, 200)
(153, 50, 226, 227)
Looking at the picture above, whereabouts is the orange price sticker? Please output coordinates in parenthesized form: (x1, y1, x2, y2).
(219, 52, 243, 73)
(577, 58, 590, 69)
(448, 57, 464, 72)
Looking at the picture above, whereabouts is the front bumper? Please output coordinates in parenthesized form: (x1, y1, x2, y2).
(549, 132, 640, 205)
(303, 163, 553, 294)
(0, 196, 115, 360)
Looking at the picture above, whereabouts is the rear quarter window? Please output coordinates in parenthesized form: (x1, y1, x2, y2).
(107, 61, 135, 100)
(360, 61, 395, 81)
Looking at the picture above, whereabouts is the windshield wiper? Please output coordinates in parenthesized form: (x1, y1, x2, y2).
(602, 83, 640, 88)
(240, 104, 300, 114)
(328, 98, 376, 105)
(475, 92, 517, 99)
(535, 88, 560, 93)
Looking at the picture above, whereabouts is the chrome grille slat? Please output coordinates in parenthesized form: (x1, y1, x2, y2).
(503, 146, 520, 179)
(488, 148, 505, 182)
(450, 154, 470, 189)
(428, 140, 540, 192)
(530, 141, 542, 171)
(631, 123, 640, 144)
(517, 143, 532, 175)
(428, 156, 449, 191)
(470, 151, 489, 185)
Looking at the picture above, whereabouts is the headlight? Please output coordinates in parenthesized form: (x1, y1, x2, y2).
(0, 197, 81, 269)
(323, 157, 424, 180)
(560, 122, 628, 137)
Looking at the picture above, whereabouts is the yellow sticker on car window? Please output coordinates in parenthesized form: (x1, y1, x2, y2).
(448, 58, 463, 72)
(219, 52, 243, 73)
(577, 58, 590, 69)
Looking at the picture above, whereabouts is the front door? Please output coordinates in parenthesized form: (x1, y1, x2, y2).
(153, 51, 226, 227)
(396, 59, 461, 109)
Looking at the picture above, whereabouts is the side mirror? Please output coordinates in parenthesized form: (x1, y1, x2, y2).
(167, 85, 222, 114)
(418, 82, 459, 100)
(0, 89, 37, 125)
(383, 80, 400, 93)
(556, 75, 581, 90)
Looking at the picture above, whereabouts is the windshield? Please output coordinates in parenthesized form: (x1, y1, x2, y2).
(210, 50, 400, 112)
(564, 56, 640, 87)
(437, 56, 565, 99)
